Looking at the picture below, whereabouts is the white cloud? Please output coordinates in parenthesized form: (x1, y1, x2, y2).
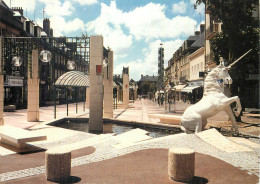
(3, 0, 36, 12)
(194, 3, 204, 15)
(190, 0, 205, 15)
(87, 1, 197, 41)
(124, 3, 196, 41)
(71, 0, 98, 6)
(38, 0, 74, 17)
(115, 39, 183, 81)
(172, 1, 187, 14)
(87, 1, 196, 63)
(86, 1, 132, 57)
(36, 16, 85, 36)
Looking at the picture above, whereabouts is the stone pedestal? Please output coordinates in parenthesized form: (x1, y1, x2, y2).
(89, 36, 103, 133)
(168, 147, 195, 182)
(45, 148, 71, 182)
(27, 50, 40, 122)
(123, 71, 129, 109)
(103, 50, 113, 118)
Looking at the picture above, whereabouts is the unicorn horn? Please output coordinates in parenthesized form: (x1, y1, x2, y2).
(226, 49, 252, 69)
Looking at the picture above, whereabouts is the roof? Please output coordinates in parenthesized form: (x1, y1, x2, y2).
(139, 75, 158, 82)
(190, 32, 205, 48)
(187, 35, 199, 41)
(55, 71, 89, 87)
(0, 0, 12, 13)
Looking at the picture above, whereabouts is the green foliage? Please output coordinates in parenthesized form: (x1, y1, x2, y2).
(195, 0, 259, 108)
(195, 0, 259, 66)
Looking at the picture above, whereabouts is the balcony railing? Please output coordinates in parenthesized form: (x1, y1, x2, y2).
(205, 23, 222, 40)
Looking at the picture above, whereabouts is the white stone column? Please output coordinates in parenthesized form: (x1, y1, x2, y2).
(86, 87, 90, 109)
(123, 67, 129, 109)
(0, 37, 4, 125)
(103, 50, 113, 118)
(89, 36, 103, 133)
(27, 50, 40, 122)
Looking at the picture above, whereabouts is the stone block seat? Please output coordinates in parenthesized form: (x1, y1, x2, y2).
(149, 114, 181, 125)
(45, 148, 71, 182)
(168, 147, 195, 182)
(4, 105, 16, 112)
(0, 125, 47, 148)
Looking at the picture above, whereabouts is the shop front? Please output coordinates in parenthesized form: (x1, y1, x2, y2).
(4, 75, 24, 108)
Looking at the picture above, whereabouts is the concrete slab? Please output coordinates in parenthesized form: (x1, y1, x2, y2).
(149, 114, 181, 125)
(0, 125, 46, 148)
(112, 128, 152, 149)
(48, 133, 114, 151)
(196, 129, 253, 152)
(228, 137, 260, 149)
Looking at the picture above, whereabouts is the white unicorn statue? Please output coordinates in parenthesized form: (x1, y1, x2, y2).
(180, 62, 242, 133)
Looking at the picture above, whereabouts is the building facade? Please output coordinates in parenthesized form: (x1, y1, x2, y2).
(0, 1, 89, 109)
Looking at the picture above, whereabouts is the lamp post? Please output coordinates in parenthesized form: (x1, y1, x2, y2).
(66, 60, 76, 116)
(39, 50, 52, 117)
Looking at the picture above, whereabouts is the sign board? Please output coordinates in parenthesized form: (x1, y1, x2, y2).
(8, 79, 23, 86)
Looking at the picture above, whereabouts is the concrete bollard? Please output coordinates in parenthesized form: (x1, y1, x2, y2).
(45, 148, 71, 182)
(168, 147, 195, 182)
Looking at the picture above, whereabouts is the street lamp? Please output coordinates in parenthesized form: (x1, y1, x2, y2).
(11, 56, 23, 67)
(67, 60, 76, 70)
(39, 50, 52, 63)
(103, 57, 109, 79)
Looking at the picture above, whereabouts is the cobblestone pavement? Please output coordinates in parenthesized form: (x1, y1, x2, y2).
(1, 130, 259, 182)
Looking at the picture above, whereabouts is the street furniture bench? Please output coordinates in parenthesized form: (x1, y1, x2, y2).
(149, 114, 181, 125)
(0, 125, 47, 148)
(45, 148, 71, 182)
(168, 147, 195, 182)
(4, 105, 16, 112)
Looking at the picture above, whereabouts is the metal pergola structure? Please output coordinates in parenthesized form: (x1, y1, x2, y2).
(1, 36, 90, 117)
(55, 71, 90, 116)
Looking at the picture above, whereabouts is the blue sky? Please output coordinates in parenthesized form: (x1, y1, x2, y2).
(5, 0, 204, 81)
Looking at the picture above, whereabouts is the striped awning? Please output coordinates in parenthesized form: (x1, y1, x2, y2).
(173, 84, 187, 91)
(181, 86, 201, 93)
(55, 71, 90, 87)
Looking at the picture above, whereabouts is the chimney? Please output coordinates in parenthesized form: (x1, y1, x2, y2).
(195, 31, 200, 36)
(43, 18, 50, 36)
(200, 24, 205, 33)
(12, 7, 23, 16)
(50, 28, 53, 36)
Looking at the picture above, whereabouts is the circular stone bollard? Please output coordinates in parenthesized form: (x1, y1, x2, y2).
(168, 147, 195, 182)
(45, 148, 71, 182)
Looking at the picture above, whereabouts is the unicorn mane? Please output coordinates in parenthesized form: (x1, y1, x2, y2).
(203, 66, 224, 96)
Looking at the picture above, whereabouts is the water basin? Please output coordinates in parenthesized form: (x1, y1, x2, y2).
(50, 118, 181, 138)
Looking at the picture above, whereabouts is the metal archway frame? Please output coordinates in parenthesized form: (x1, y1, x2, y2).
(54, 71, 90, 117)
(55, 71, 90, 87)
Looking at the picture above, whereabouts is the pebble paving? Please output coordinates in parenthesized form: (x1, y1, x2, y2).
(0, 131, 259, 182)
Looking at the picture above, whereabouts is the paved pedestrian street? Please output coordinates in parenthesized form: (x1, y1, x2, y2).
(0, 99, 259, 183)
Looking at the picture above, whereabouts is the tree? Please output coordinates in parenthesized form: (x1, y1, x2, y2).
(195, 0, 259, 109)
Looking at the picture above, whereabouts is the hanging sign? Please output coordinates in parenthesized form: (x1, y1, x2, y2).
(96, 65, 102, 75)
